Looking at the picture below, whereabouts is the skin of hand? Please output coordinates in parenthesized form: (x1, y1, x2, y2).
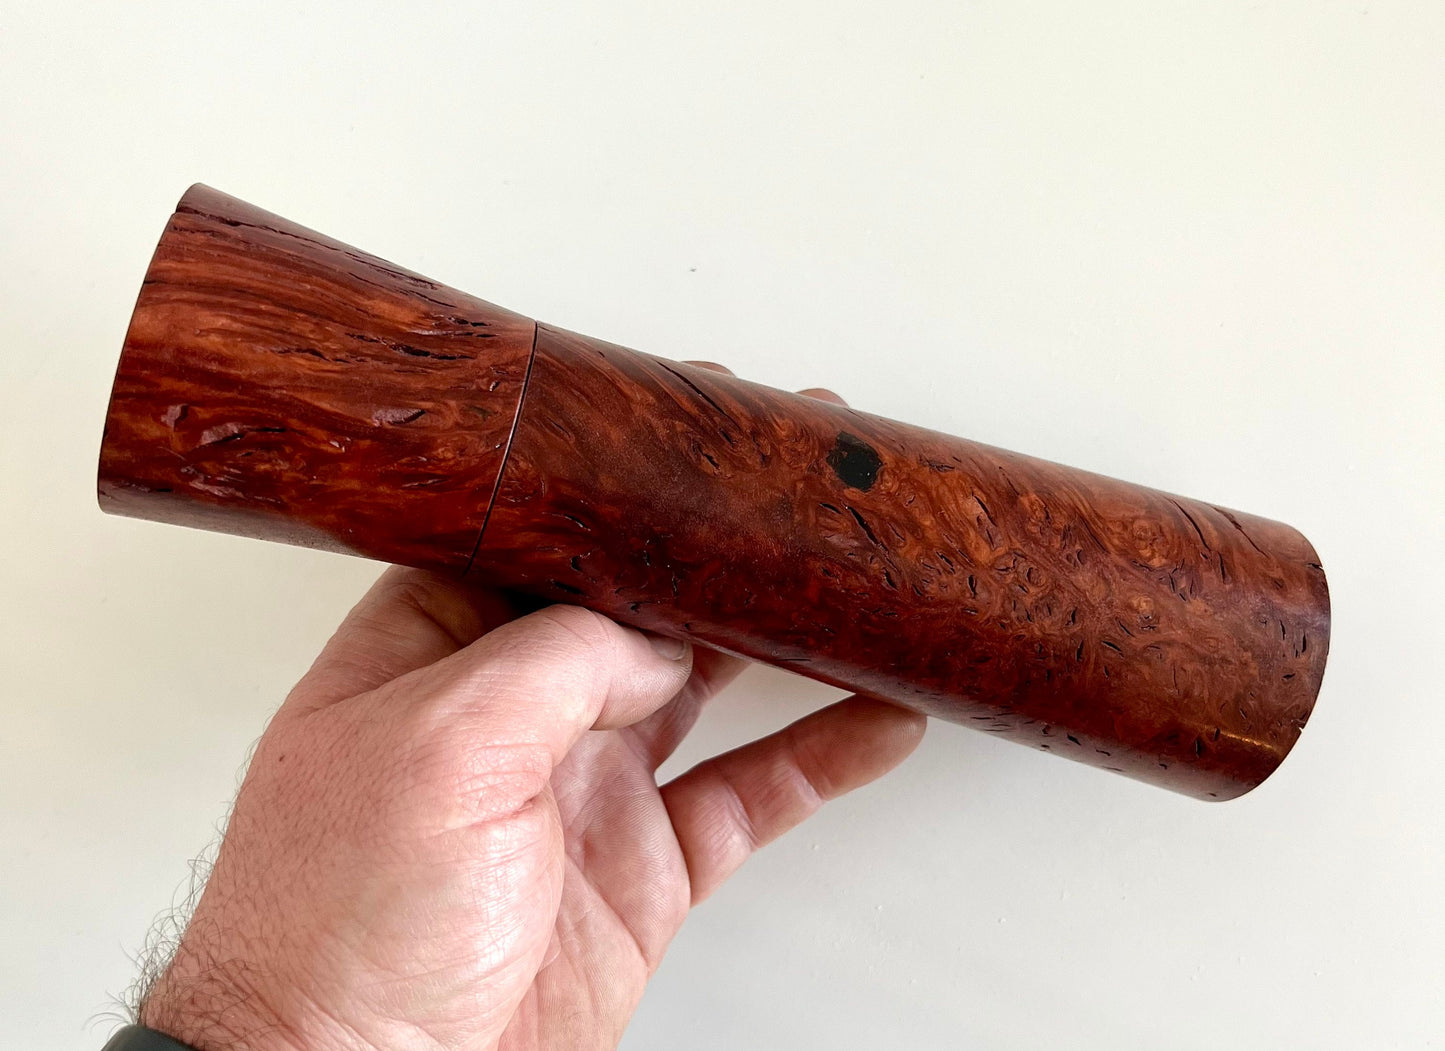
(136, 378, 927, 1051)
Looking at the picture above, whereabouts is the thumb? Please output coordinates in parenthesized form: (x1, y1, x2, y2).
(375, 603, 696, 769)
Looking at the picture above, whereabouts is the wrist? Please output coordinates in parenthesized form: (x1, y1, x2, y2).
(138, 947, 309, 1051)
(102, 1025, 200, 1051)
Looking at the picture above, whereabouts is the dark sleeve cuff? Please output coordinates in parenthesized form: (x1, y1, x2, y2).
(101, 1025, 198, 1051)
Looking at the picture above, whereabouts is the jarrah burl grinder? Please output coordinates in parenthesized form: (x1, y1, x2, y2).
(98, 185, 1330, 800)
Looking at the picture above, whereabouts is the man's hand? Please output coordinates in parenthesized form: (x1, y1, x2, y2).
(137, 382, 927, 1051)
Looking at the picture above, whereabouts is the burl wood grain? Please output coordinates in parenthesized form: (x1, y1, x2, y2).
(98, 185, 535, 570)
(99, 186, 1331, 799)
(470, 326, 1331, 799)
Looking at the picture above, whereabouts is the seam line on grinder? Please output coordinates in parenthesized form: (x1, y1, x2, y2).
(464, 320, 540, 576)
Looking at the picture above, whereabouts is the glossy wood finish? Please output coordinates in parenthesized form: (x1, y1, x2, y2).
(98, 185, 535, 570)
(100, 187, 1330, 799)
(470, 328, 1329, 799)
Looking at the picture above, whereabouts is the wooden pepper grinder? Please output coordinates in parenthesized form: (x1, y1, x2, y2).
(99, 185, 1330, 800)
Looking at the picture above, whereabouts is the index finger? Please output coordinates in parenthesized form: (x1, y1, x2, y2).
(283, 566, 521, 716)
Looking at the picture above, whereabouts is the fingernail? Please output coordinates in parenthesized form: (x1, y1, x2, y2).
(644, 631, 689, 660)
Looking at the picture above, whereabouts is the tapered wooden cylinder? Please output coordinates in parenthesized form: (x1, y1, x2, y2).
(100, 185, 1330, 800)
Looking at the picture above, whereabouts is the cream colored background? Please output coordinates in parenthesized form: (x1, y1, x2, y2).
(2, 3, 1441, 1048)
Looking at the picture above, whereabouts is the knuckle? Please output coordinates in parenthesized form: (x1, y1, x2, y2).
(715, 765, 763, 851)
(531, 603, 618, 649)
(783, 726, 836, 802)
(375, 566, 445, 609)
(499, 605, 622, 679)
(374, 574, 475, 647)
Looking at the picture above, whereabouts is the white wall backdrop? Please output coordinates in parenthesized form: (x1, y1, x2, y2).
(1, 3, 1440, 1048)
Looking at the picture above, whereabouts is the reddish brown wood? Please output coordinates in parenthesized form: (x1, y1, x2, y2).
(98, 185, 535, 570)
(471, 327, 1329, 800)
(99, 186, 1331, 800)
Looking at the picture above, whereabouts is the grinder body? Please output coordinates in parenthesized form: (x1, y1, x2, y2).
(99, 185, 1330, 800)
